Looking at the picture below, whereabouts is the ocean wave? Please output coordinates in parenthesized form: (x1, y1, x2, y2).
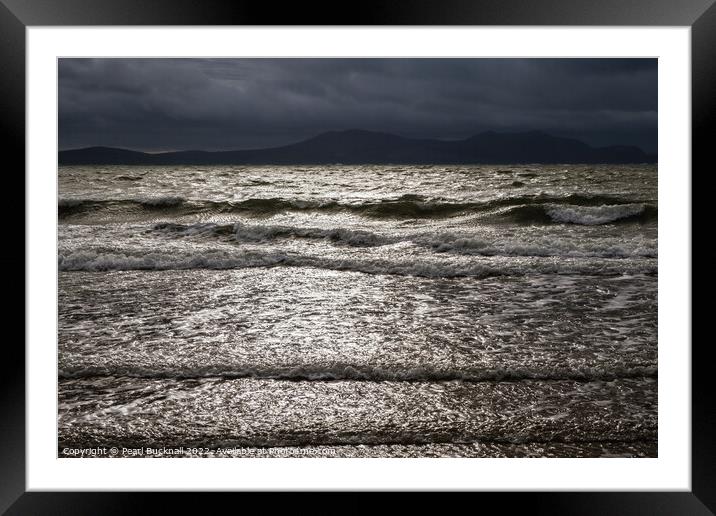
(546, 204, 652, 225)
(152, 222, 236, 238)
(58, 193, 656, 221)
(57, 363, 657, 382)
(150, 222, 657, 258)
(424, 233, 657, 258)
(234, 222, 387, 247)
(152, 222, 389, 247)
(58, 196, 186, 216)
(138, 195, 185, 207)
(57, 249, 657, 276)
(502, 203, 656, 225)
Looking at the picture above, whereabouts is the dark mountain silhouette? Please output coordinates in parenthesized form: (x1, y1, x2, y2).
(58, 130, 656, 165)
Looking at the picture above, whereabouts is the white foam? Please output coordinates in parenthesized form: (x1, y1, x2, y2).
(546, 203, 646, 225)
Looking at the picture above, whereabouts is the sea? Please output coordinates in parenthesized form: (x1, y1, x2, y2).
(58, 164, 657, 458)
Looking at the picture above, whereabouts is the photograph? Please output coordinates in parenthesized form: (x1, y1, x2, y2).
(56, 57, 658, 459)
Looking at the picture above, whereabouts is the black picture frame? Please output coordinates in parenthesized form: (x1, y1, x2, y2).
(2, 0, 711, 512)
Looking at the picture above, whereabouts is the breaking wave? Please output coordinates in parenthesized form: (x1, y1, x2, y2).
(58, 193, 657, 223)
(501, 203, 656, 225)
(149, 222, 657, 258)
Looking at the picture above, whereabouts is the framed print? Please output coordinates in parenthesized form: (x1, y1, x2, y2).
(3, 0, 712, 512)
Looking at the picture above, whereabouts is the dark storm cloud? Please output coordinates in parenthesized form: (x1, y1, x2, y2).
(58, 58, 657, 153)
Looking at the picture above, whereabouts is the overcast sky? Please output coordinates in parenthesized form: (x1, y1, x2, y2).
(58, 58, 657, 153)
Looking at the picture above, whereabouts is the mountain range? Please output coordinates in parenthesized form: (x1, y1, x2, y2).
(58, 129, 656, 165)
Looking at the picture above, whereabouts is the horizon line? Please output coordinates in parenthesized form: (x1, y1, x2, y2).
(58, 128, 654, 155)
